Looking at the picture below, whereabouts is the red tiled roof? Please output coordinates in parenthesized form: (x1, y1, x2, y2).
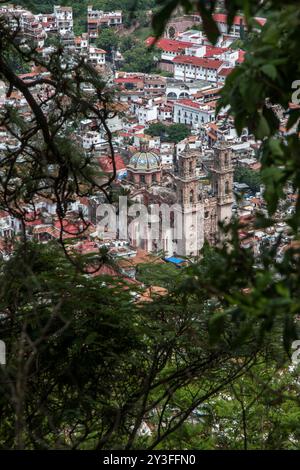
(146, 36, 194, 53)
(173, 55, 223, 69)
(213, 13, 266, 27)
(204, 46, 228, 57)
(98, 154, 126, 173)
(218, 67, 234, 76)
(174, 99, 203, 109)
(18, 72, 40, 79)
(54, 219, 87, 236)
(115, 77, 143, 84)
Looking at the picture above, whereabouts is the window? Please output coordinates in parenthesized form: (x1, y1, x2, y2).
(140, 175, 145, 184)
(225, 181, 230, 194)
(205, 211, 209, 218)
(189, 189, 194, 203)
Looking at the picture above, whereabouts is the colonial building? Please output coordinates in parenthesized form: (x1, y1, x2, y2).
(127, 147, 162, 188)
(173, 55, 224, 82)
(173, 99, 215, 129)
(87, 6, 122, 39)
(126, 139, 234, 257)
(173, 145, 205, 256)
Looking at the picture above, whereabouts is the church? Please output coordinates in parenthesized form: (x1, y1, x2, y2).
(124, 138, 234, 257)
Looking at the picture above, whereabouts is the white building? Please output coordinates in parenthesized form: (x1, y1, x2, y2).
(135, 102, 158, 126)
(54, 6, 73, 36)
(82, 131, 102, 150)
(173, 56, 224, 83)
(173, 99, 215, 129)
(157, 104, 173, 122)
(88, 46, 106, 67)
(87, 6, 123, 38)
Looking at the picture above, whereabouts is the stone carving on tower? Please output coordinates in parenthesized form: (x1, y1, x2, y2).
(174, 144, 204, 257)
(210, 138, 234, 224)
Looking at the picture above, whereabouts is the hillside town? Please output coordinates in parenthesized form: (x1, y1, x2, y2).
(0, 4, 296, 287)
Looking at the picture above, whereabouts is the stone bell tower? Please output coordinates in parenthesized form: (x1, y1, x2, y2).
(211, 139, 234, 224)
(174, 145, 204, 256)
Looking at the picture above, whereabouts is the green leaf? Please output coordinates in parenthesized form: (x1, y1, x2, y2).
(84, 333, 98, 345)
(209, 311, 226, 344)
(152, 0, 179, 39)
(261, 64, 277, 81)
(197, 1, 220, 45)
(268, 138, 284, 157)
(255, 114, 270, 139)
(286, 109, 300, 130)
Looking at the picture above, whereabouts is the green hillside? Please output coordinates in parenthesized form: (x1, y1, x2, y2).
(17, 0, 156, 33)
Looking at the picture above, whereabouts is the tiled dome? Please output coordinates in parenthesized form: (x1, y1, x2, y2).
(128, 151, 161, 171)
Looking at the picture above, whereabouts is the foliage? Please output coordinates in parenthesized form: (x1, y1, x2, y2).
(136, 261, 180, 289)
(96, 28, 119, 57)
(121, 42, 157, 74)
(167, 123, 191, 143)
(0, 242, 271, 449)
(119, 35, 135, 53)
(161, 360, 300, 450)
(234, 166, 261, 193)
(145, 122, 191, 143)
(1, 0, 300, 451)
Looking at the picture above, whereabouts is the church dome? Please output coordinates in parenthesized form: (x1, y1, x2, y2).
(128, 150, 161, 171)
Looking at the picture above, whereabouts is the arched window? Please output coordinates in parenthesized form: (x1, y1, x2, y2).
(168, 26, 176, 38)
(225, 181, 229, 194)
(189, 161, 193, 175)
(189, 189, 194, 203)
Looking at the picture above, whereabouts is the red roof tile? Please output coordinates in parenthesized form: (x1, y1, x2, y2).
(146, 36, 194, 53)
(213, 13, 266, 27)
(173, 55, 223, 69)
(98, 154, 126, 173)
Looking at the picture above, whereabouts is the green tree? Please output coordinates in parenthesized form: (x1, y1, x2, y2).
(145, 122, 167, 137)
(234, 166, 262, 193)
(119, 35, 136, 53)
(167, 123, 191, 144)
(136, 261, 180, 289)
(0, 242, 269, 449)
(96, 28, 119, 58)
(122, 42, 157, 73)
(145, 123, 191, 143)
(2, 0, 300, 451)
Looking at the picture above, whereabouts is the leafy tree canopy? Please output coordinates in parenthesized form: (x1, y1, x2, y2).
(234, 167, 262, 193)
(121, 42, 157, 74)
(145, 122, 191, 143)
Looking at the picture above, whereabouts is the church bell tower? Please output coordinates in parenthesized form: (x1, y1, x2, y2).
(174, 145, 204, 256)
(211, 139, 234, 223)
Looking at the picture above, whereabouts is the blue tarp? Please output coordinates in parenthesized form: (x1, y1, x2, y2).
(164, 256, 185, 265)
